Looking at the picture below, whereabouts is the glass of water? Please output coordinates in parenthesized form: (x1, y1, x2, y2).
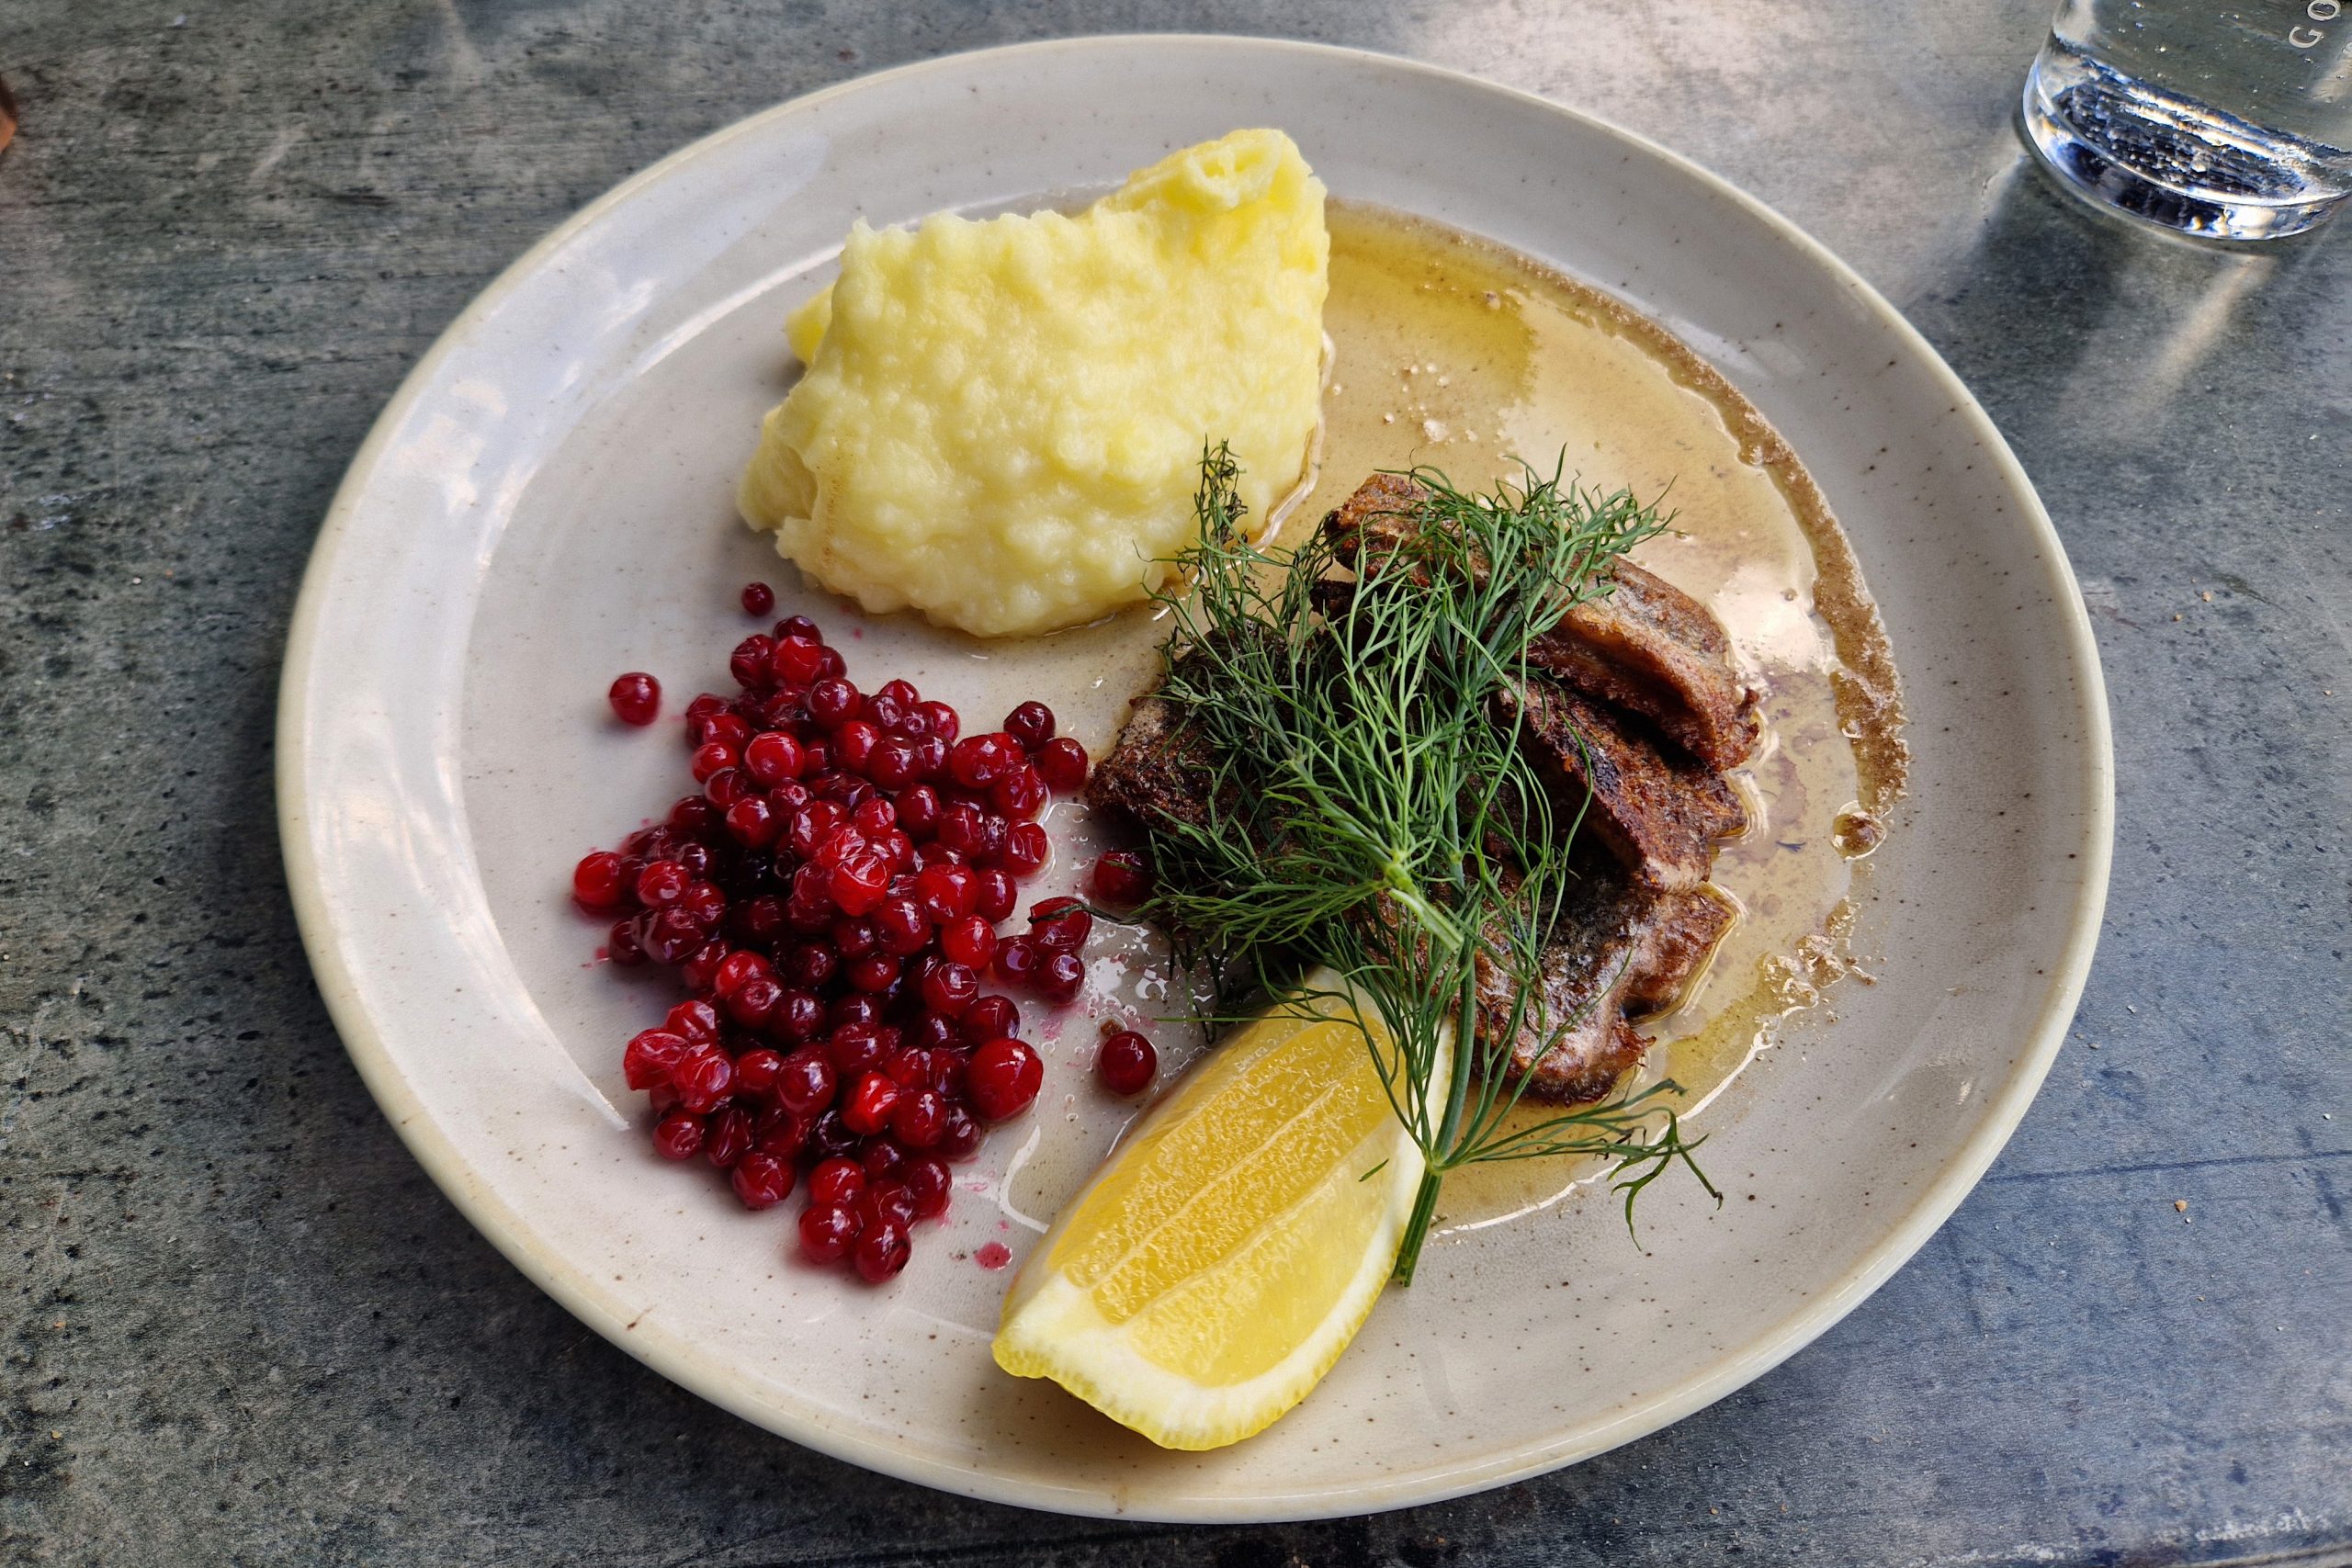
(2022, 1, 2352, 238)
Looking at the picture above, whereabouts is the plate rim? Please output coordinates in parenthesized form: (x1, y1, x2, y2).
(277, 31, 2114, 1521)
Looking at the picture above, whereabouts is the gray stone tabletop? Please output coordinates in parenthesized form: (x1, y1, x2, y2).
(3, 2, 2347, 1564)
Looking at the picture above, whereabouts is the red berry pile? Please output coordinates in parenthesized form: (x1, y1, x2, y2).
(574, 600, 1123, 1284)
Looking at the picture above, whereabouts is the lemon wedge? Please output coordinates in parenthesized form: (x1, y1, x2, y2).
(992, 972, 1445, 1450)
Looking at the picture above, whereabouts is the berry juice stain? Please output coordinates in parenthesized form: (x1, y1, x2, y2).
(975, 1241, 1012, 1270)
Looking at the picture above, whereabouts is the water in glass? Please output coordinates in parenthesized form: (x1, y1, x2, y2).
(2024, 1, 2352, 237)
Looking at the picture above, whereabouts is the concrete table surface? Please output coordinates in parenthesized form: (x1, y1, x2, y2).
(2, 2, 2346, 1563)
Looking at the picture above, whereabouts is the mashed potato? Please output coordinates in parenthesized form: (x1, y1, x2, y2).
(738, 129, 1329, 638)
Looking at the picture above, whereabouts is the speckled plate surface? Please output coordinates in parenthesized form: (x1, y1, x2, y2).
(277, 36, 2110, 1522)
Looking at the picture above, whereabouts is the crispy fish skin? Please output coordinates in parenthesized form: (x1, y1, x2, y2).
(1532, 560, 1761, 771)
(1324, 473, 1761, 770)
(1473, 875, 1736, 1102)
(1083, 691, 1217, 837)
(1498, 681, 1747, 893)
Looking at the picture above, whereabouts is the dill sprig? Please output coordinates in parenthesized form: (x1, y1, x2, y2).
(1135, 446, 1720, 1283)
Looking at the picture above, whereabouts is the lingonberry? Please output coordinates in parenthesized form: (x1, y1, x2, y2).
(622, 1029, 689, 1091)
(1038, 950, 1086, 1003)
(808, 1156, 865, 1208)
(834, 719, 880, 772)
(1031, 897, 1092, 952)
(672, 1045, 735, 1114)
(606, 916, 648, 966)
(722, 975, 781, 1029)
(939, 915, 995, 970)
(902, 1156, 953, 1220)
(967, 1038, 1044, 1121)
(773, 1048, 836, 1115)
(1004, 700, 1056, 750)
(710, 949, 764, 995)
(651, 1109, 706, 1160)
(860, 1138, 908, 1181)
(808, 677, 861, 728)
(771, 636, 826, 686)
(854, 1218, 912, 1283)
(1096, 1030, 1157, 1096)
(669, 794, 722, 839)
(607, 671, 661, 726)
(680, 940, 729, 991)
(990, 765, 1047, 821)
(782, 942, 838, 991)
(697, 710, 752, 750)
(729, 635, 775, 689)
(805, 1108, 859, 1162)
(831, 916, 880, 962)
(573, 851, 627, 910)
(775, 988, 826, 1043)
(994, 934, 1042, 987)
(664, 998, 720, 1045)
(915, 862, 978, 922)
(690, 741, 738, 784)
(642, 907, 706, 965)
(829, 852, 891, 917)
(827, 1022, 888, 1077)
(742, 729, 806, 785)
(635, 859, 690, 908)
(730, 1150, 792, 1210)
(920, 960, 978, 1017)
(1001, 821, 1050, 876)
(874, 896, 932, 957)
(864, 691, 910, 736)
(733, 1047, 785, 1096)
(733, 893, 787, 947)
(1035, 737, 1089, 793)
(916, 701, 959, 744)
(964, 994, 1020, 1042)
(936, 1103, 983, 1162)
(842, 1071, 903, 1136)
(935, 800, 989, 859)
(702, 768, 752, 809)
(741, 581, 775, 616)
(895, 783, 942, 838)
(798, 1202, 860, 1265)
(973, 866, 1018, 923)
(829, 994, 886, 1032)
(776, 615, 822, 643)
(845, 952, 900, 993)
(927, 1046, 967, 1100)
(859, 1180, 919, 1232)
(752, 1107, 806, 1161)
(676, 880, 727, 931)
(908, 1012, 960, 1053)
(892, 1088, 949, 1149)
(945, 736, 995, 790)
(703, 1105, 753, 1169)
(1092, 849, 1152, 906)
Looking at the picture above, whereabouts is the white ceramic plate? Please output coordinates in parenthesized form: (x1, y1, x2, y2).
(278, 36, 2111, 1521)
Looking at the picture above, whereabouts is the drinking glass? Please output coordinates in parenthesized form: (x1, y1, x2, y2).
(2022, 1, 2352, 238)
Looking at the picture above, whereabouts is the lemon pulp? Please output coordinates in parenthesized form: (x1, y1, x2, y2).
(991, 973, 1443, 1450)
